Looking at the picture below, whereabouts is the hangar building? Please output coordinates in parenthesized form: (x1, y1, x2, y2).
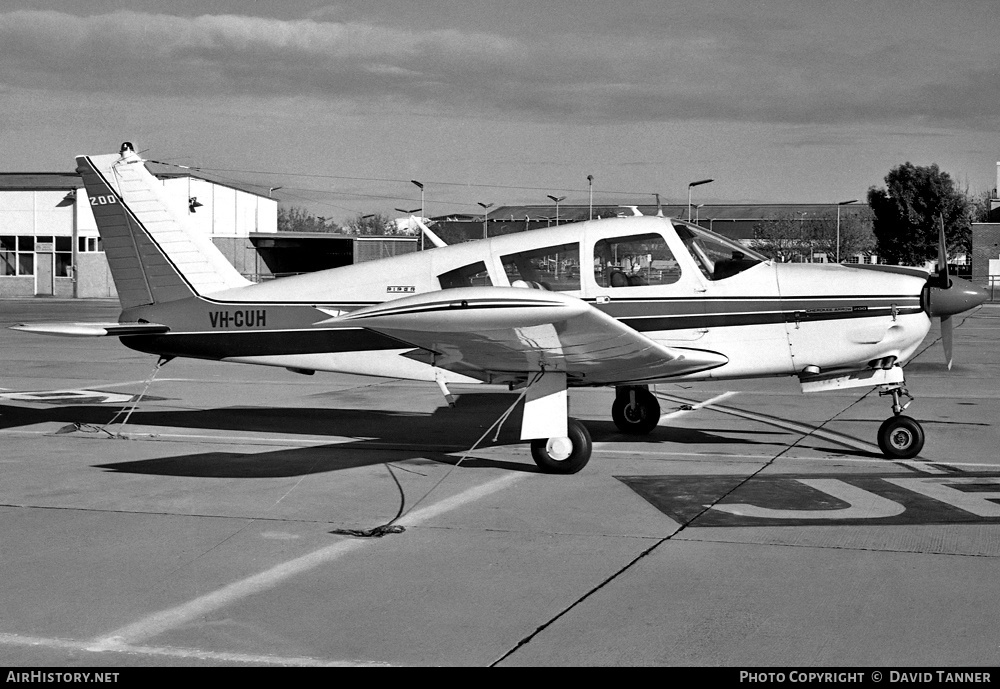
(0, 169, 277, 299)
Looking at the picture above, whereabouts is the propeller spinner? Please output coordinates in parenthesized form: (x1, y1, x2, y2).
(922, 216, 987, 368)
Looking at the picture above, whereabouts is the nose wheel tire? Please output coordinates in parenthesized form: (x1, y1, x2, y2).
(530, 418, 592, 474)
(877, 415, 925, 459)
(611, 388, 661, 435)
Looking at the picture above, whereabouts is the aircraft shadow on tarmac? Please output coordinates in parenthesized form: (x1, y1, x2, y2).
(1, 392, 866, 479)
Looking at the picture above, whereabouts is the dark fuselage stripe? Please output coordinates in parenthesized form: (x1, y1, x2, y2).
(122, 328, 407, 359)
(620, 306, 922, 332)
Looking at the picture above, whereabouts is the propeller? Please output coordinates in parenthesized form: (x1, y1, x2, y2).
(936, 216, 953, 369)
(923, 215, 986, 369)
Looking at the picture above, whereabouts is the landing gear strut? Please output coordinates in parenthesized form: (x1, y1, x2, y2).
(531, 418, 592, 474)
(877, 384, 924, 459)
(612, 385, 661, 435)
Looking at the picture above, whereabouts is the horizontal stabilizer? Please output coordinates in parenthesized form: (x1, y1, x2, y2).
(10, 322, 170, 338)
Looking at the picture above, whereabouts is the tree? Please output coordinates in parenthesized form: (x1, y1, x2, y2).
(344, 212, 396, 235)
(752, 213, 812, 262)
(965, 188, 994, 223)
(807, 206, 876, 262)
(867, 163, 970, 266)
(277, 206, 340, 233)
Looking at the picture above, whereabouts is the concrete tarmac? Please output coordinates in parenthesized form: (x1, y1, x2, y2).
(1, 298, 998, 667)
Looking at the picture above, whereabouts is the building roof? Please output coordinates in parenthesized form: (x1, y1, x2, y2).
(0, 173, 82, 191)
(485, 203, 869, 222)
(0, 168, 274, 199)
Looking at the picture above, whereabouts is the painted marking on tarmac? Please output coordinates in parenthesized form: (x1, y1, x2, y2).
(0, 632, 384, 667)
(589, 447, 999, 472)
(653, 390, 953, 474)
(0, 389, 135, 404)
(619, 472, 1000, 527)
(87, 472, 524, 650)
(659, 391, 738, 422)
(104, 431, 373, 447)
(656, 390, 881, 455)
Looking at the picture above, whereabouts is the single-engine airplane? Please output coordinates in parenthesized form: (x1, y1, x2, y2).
(12, 143, 988, 473)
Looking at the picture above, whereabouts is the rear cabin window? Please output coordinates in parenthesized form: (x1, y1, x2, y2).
(438, 261, 492, 289)
(501, 242, 580, 292)
(594, 233, 681, 288)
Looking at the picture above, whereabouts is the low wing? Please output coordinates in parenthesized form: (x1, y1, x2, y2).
(331, 286, 727, 385)
(10, 322, 170, 337)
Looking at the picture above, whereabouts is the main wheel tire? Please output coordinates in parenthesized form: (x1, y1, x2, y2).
(611, 388, 661, 435)
(877, 415, 925, 459)
(530, 418, 592, 474)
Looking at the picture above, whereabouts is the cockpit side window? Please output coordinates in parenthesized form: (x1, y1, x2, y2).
(673, 223, 764, 280)
(438, 261, 492, 289)
(501, 242, 580, 292)
(594, 233, 681, 288)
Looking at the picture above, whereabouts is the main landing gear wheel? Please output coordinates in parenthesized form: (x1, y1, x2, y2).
(612, 387, 661, 435)
(531, 418, 592, 474)
(877, 415, 925, 459)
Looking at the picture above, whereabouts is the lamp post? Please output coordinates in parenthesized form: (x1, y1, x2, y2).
(687, 178, 713, 221)
(268, 186, 283, 197)
(547, 195, 565, 227)
(587, 175, 594, 220)
(836, 199, 858, 263)
(411, 180, 424, 250)
(653, 193, 663, 217)
(478, 202, 494, 239)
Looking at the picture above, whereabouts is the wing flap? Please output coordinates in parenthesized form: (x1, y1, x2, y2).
(335, 287, 727, 384)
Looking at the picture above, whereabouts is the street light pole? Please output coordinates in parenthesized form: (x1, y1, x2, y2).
(547, 195, 565, 227)
(587, 175, 594, 220)
(836, 199, 859, 263)
(478, 202, 494, 239)
(687, 178, 713, 221)
(411, 180, 424, 250)
(395, 207, 421, 237)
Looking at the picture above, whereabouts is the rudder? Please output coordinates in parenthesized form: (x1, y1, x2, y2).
(76, 142, 250, 309)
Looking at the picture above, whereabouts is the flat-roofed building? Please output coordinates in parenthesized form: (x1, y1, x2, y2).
(0, 169, 278, 298)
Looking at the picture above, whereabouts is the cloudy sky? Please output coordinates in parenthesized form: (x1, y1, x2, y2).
(2, 0, 998, 221)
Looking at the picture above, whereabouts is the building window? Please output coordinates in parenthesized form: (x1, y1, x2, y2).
(55, 237, 73, 277)
(0, 236, 15, 276)
(78, 237, 103, 253)
(0, 236, 36, 276)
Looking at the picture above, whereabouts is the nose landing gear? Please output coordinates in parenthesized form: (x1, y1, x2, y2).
(611, 385, 661, 434)
(877, 384, 924, 459)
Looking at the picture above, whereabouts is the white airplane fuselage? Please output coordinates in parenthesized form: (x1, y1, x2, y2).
(117, 216, 932, 387)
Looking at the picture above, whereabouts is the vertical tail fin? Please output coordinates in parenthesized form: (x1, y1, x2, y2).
(75, 142, 250, 309)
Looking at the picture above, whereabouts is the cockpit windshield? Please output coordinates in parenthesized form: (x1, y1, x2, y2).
(672, 222, 765, 280)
